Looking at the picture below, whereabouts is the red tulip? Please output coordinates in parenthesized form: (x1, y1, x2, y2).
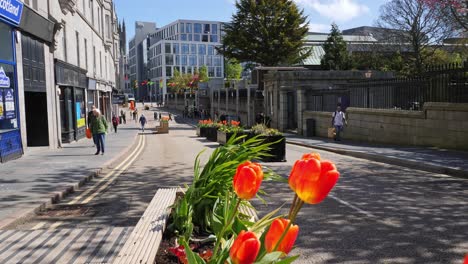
(265, 218, 299, 255)
(464, 254, 468, 264)
(288, 153, 339, 204)
(229, 231, 261, 264)
(233, 161, 263, 200)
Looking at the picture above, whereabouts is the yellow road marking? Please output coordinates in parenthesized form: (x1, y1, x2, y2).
(68, 135, 144, 205)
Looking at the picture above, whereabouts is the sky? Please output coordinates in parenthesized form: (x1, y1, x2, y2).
(114, 0, 389, 40)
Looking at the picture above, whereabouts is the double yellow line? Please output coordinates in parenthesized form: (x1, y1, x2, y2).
(32, 135, 146, 230)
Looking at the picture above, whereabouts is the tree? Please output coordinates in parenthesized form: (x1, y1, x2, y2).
(422, 0, 467, 31)
(220, 0, 310, 66)
(226, 59, 243, 80)
(321, 24, 350, 70)
(377, 0, 456, 74)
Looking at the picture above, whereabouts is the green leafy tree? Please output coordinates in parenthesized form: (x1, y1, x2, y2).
(198, 65, 209, 83)
(220, 0, 310, 66)
(226, 59, 243, 80)
(321, 23, 350, 70)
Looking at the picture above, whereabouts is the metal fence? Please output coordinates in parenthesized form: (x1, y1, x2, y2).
(312, 61, 468, 111)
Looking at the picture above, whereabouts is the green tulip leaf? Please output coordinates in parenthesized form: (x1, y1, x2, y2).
(254, 251, 283, 264)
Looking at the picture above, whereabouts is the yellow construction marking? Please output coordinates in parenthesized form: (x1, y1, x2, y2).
(68, 135, 144, 205)
(82, 136, 146, 204)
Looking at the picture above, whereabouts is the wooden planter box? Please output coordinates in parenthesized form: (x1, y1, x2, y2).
(217, 131, 244, 145)
(157, 122, 169, 134)
(205, 127, 218, 142)
(196, 127, 208, 137)
(247, 134, 286, 162)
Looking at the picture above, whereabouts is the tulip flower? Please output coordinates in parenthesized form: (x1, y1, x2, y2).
(289, 153, 340, 204)
(265, 218, 299, 255)
(229, 231, 261, 264)
(464, 254, 468, 264)
(233, 161, 263, 200)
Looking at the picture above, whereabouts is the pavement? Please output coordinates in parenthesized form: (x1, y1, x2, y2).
(0, 108, 151, 229)
(161, 107, 468, 178)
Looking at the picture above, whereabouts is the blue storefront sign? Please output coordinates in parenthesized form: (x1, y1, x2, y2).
(0, 67, 10, 88)
(0, 0, 23, 26)
(4, 88, 14, 119)
(0, 89, 4, 120)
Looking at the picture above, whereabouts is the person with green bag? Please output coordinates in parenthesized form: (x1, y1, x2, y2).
(90, 109, 108, 155)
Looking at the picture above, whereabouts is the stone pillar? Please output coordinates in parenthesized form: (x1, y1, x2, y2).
(297, 89, 306, 135)
(279, 90, 288, 132)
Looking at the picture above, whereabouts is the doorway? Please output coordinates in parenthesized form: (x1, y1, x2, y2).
(25, 92, 49, 146)
(286, 92, 297, 130)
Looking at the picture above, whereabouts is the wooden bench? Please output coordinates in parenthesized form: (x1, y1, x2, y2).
(114, 188, 177, 264)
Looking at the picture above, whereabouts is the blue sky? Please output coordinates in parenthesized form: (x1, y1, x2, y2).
(114, 0, 389, 39)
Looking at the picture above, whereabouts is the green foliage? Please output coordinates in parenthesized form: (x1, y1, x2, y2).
(251, 124, 283, 136)
(169, 135, 277, 240)
(199, 65, 210, 83)
(221, 0, 310, 66)
(226, 59, 243, 80)
(321, 23, 350, 70)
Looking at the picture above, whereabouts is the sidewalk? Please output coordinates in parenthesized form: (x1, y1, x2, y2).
(286, 133, 468, 178)
(0, 109, 148, 228)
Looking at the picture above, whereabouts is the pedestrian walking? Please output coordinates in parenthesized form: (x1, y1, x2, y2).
(168, 113, 172, 121)
(112, 113, 119, 133)
(90, 109, 108, 155)
(88, 105, 97, 146)
(139, 114, 147, 132)
(159, 113, 162, 120)
(331, 104, 347, 141)
(120, 109, 126, 124)
(154, 111, 158, 120)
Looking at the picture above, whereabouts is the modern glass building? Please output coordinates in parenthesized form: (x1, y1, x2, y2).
(146, 20, 224, 103)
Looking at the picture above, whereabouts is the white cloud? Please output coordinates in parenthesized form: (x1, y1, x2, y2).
(295, 0, 370, 22)
(308, 23, 331, 32)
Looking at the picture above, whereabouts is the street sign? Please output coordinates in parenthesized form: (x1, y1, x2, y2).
(112, 94, 126, 105)
(0, 0, 23, 26)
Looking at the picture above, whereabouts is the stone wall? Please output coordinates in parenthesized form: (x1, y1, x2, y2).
(303, 102, 468, 150)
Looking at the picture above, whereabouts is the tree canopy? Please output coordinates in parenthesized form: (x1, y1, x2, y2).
(226, 59, 243, 80)
(321, 23, 350, 70)
(220, 0, 310, 66)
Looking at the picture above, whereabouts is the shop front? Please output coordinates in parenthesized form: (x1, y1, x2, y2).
(55, 60, 87, 143)
(0, 0, 24, 162)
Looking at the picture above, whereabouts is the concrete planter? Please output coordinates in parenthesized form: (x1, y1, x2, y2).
(247, 134, 286, 162)
(196, 127, 208, 137)
(217, 131, 244, 145)
(205, 127, 218, 142)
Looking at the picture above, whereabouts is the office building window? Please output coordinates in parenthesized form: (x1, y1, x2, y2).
(175, 55, 180, 65)
(90, 0, 94, 25)
(186, 23, 192, 33)
(208, 67, 215, 77)
(181, 34, 187, 41)
(188, 34, 192, 41)
(173, 43, 179, 54)
(198, 44, 206, 55)
(212, 24, 218, 35)
(181, 66, 185, 73)
(202, 35, 208, 42)
(208, 45, 214, 55)
(165, 54, 174, 65)
(194, 23, 202, 33)
(165, 43, 171, 54)
(189, 55, 197, 66)
(105, 14, 110, 39)
(216, 67, 222, 77)
(76, 31, 80, 67)
(181, 44, 189, 54)
(198, 56, 205, 66)
(204, 24, 210, 34)
(93, 46, 96, 75)
(166, 66, 172, 77)
(194, 34, 200, 42)
(190, 44, 196, 54)
(181, 23, 185, 33)
(100, 51, 102, 76)
(181, 55, 187, 66)
(210, 35, 218, 42)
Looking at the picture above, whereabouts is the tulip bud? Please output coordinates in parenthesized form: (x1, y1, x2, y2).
(265, 218, 299, 255)
(229, 231, 261, 264)
(233, 161, 264, 200)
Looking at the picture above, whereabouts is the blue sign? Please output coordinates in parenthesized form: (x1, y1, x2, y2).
(0, 0, 23, 26)
(0, 67, 10, 88)
(4, 88, 14, 119)
(0, 89, 4, 120)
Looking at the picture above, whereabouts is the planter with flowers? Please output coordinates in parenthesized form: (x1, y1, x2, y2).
(155, 135, 340, 264)
(156, 117, 170, 134)
(248, 124, 286, 162)
(217, 120, 244, 145)
(197, 119, 214, 137)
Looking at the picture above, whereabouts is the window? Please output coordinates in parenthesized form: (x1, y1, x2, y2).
(181, 55, 187, 65)
(175, 55, 180, 65)
(204, 24, 210, 34)
(210, 35, 218, 42)
(190, 44, 197, 54)
(214, 56, 222, 66)
(166, 66, 172, 77)
(82, 0, 86, 16)
(0, 23, 13, 62)
(194, 34, 200, 42)
(90, 0, 94, 26)
(198, 56, 205, 66)
(172, 43, 179, 54)
(202, 35, 208, 42)
(165, 43, 171, 54)
(189, 55, 197, 66)
(194, 23, 202, 33)
(62, 25, 67, 62)
(198, 44, 206, 55)
(105, 15, 111, 39)
(93, 46, 96, 75)
(165, 54, 174, 65)
(188, 34, 192, 41)
(216, 67, 222, 77)
(76, 31, 80, 67)
(181, 23, 185, 33)
(97, 7, 101, 33)
(212, 24, 218, 35)
(181, 34, 187, 41)
(100, 51, 102, 76)
(105, 56, 107, 79)
(208, 45, 214, 55)
(84, 39, 88, 70)
(208, 67, 215, 77)
(181, 44, 189, 54)
(186, 23, 192, 33)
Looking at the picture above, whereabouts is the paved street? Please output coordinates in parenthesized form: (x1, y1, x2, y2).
(0, 111, 466, 263)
